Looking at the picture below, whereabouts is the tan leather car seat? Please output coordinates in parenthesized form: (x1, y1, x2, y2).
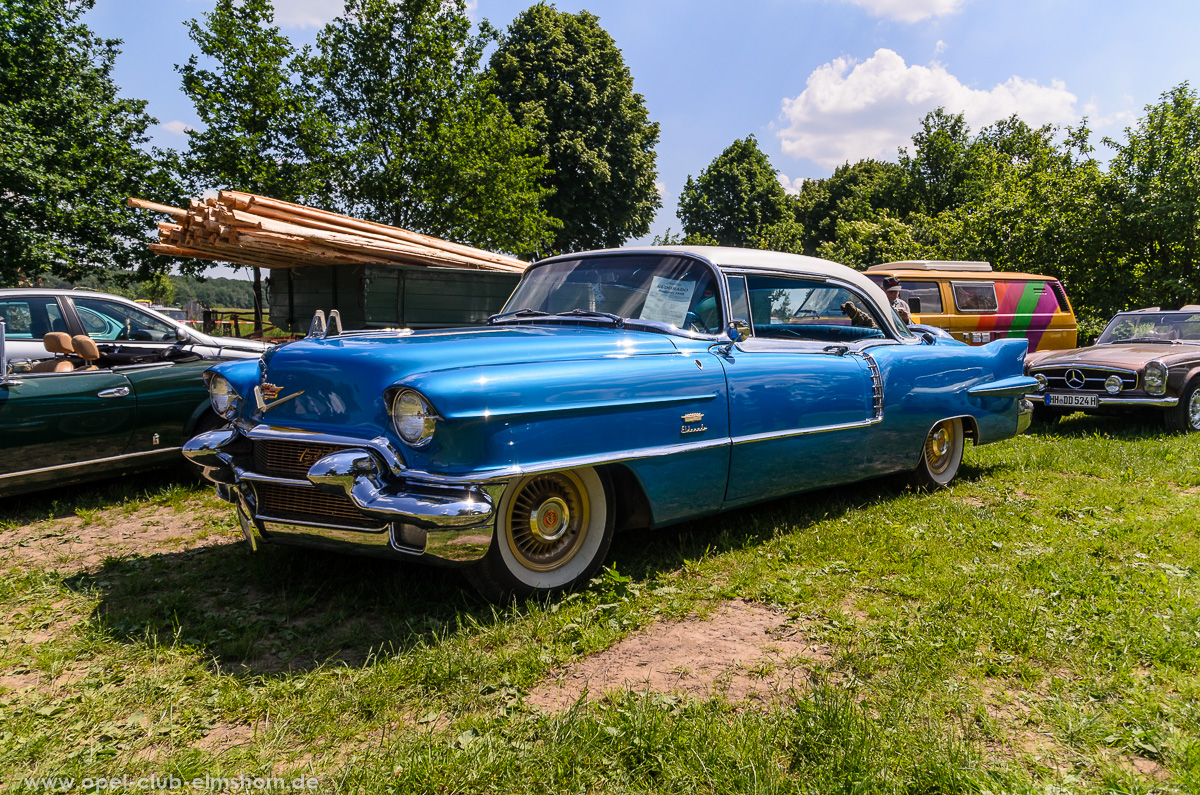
(72, 335, 101, 370)
(31, 332, 76, 372)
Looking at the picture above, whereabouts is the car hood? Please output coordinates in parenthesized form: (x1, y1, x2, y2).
(251, 325, 685, 432)
(1027, 343, 1200, 370)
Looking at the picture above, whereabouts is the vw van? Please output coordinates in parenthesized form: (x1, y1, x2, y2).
(865, 261, 1077, 352)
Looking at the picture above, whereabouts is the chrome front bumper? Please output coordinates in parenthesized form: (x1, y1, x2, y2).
(183, 429, 504, 565)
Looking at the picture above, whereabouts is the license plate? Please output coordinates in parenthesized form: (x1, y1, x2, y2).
(1045, 392, 1098, 408)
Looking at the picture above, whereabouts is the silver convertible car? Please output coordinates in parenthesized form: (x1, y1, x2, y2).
(184, 247, 1037, 600)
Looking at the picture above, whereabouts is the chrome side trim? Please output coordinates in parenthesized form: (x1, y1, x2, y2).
(0, 447, 183, 482)
(1026, 394, 1179, 408)
(731, 418, 876, 446)
(857, 350, 885, 421)
(396, 436, 733, 485)
(445, 391, 720, 421)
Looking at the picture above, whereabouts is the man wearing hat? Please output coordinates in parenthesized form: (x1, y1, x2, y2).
(882, 276, 912, 325)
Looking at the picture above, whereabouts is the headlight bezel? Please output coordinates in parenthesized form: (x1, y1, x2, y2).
(390, 388, 439, 447)
(207, 373, 240, 419)
(1143, 360, 1168, 395)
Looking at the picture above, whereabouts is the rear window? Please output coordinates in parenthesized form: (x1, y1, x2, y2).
(951, 282, 998, 312)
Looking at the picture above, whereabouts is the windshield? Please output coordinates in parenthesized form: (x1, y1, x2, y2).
(1097, 312, 1200, 344)
(500, 254, 724, 334)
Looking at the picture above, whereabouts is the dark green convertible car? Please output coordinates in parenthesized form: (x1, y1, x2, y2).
(0, 290, 270, 499)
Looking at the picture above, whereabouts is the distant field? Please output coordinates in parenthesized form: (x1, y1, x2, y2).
(0, 416, 1197, 792)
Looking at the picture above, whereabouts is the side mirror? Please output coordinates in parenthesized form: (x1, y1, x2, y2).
(908, 296, 922, 313)
(726, 319, 751, 342)
(176, 327, 190, 343)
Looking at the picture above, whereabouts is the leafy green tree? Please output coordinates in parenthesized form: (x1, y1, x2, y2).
(1106, 82, 1200, 309)
(489, 4, 661, 253)
(677, 136, 795, 247)
(308, 0, 554, 256)
(899, 109, 974, 216)
(178, 0, 325, 330)
(0, 0, 179, 286)
(793, 159, 912, 257)
(139, 272, 177, 307)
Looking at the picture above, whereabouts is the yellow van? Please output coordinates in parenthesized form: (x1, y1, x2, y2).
(865, 261, 1078, 352)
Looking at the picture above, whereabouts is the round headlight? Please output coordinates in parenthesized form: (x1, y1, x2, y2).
(391, 389, 437, 446)
(208, 374, 238, 418)
(1105, 375, 1123, 394)
(1143, 361, 1168, 395)
(1034, 373, 1048, 392)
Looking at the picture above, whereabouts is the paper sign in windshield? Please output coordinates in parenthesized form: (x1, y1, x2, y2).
(640, 276, 696, 327)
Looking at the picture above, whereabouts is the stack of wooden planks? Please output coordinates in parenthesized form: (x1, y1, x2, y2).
(129, 191, 528, 273)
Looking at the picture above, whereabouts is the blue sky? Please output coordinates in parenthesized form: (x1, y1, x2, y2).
(84, 0, 1200, 279)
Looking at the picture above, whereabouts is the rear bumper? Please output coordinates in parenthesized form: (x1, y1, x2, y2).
(183, 428, 504, 565)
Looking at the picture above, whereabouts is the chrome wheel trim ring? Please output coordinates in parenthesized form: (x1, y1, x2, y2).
(505, 472, 590, 572)
(925, 421, 955, 476)
(1189, 389, 1200, 429)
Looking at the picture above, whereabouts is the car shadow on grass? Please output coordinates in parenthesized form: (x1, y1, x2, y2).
(59, 461, 1009, 677)
(0, 467, 205, 525)
(65, 539, 498, 677)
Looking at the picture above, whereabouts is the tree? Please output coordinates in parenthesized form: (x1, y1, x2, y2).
(898, 109, 974, 216)
(140, 272, 176, 306)
(0, 0, 179, 286)
(178, 0, 324, 330)
(308, 0, 555, 256)
(677, 136, 795, 247)
(489, 4, 661, 253)
(1106, 82, 1200, 309)
(793, 159, 912, 257)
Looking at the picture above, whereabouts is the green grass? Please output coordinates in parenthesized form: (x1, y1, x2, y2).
(1, 416, 1198, 793)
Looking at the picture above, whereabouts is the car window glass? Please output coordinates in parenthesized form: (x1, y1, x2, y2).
(901, 281, 942, 314)
(744, 275, 886, 341)
(72, 298, 177, 342)
(1099, 312, 1200, 343)
(503, 255, 723, 333)
(0, 297, 66, 338)
(951, 282, 998, 312)
(726, 275, 749, 324)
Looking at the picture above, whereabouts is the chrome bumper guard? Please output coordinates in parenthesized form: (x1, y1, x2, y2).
(1016, 398, 1033, 435)
(183, 429, 503, 565)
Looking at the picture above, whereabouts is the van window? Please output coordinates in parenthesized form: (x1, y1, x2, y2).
(951, 282, 998, 312)
(901, 281, 942, 314)
(1048, 281, 1070, 312)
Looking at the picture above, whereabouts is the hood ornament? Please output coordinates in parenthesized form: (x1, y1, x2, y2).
(255, 378, 304, 413)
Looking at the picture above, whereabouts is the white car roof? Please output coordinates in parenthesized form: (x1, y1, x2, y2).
(540, 245, 905, 335)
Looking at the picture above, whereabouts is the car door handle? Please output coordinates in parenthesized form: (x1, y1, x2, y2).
(97, 386, 131, 398)
(823, 344, 849, 356)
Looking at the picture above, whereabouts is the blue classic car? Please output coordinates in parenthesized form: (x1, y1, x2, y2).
(184, 247, 1036, 599)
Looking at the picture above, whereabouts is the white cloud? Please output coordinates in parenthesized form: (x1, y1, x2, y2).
(777, 174, 805, 195)
(778, 48, 1079, 169)
(271, 0, 339, 29)
(162, 120, 193, 136)
(934, 39, 947, 54)
(655, 181, 668, 200)
(842, 0, 966, 23)
(1082, 98, 1136, 130)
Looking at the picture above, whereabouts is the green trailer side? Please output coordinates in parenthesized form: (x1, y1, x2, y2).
(267, 263, 522, 333)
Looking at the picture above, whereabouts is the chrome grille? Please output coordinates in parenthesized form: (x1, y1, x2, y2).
(252, 440, 348, 478)
(1033, 367, 1137, 392)
(253, 481, 383, 530)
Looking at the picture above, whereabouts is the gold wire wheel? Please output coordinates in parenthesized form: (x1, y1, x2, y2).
(924, 420, 956, 475)
(504, 471, 591, 572)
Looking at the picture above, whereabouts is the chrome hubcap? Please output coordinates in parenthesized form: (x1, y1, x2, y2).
(925, 421, 955, 475)
(1189, 389, 1200, 429)
(530, 497, 570, 543)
